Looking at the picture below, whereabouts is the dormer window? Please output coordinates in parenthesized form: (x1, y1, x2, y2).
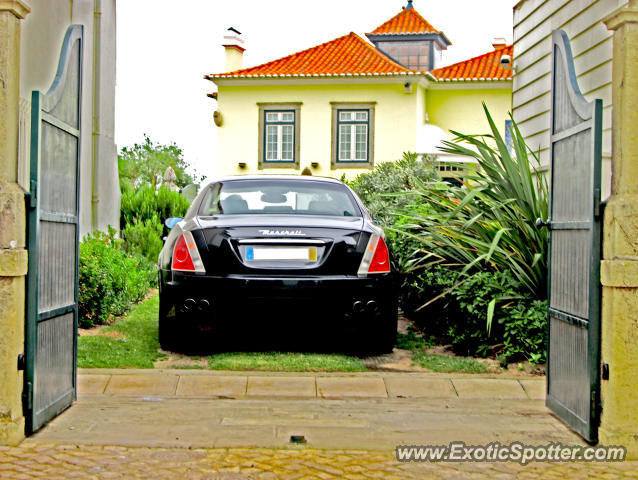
(375, 41, 431, 71)
(366, 1, 451, 71)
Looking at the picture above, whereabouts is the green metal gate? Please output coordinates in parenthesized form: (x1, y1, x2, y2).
(24, 25, 83, 434)
(543, 30, 603, 443)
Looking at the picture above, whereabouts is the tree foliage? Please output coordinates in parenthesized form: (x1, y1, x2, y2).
(118, 134, 203, 190)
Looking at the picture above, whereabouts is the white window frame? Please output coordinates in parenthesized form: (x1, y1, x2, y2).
(331, 103, 375, 169)
(338, 112, 369, 162)
(258, 103, 301, 169)
(265, 112, 295, 162)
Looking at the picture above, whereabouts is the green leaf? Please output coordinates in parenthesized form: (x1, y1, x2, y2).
(486, 298, 496, 336)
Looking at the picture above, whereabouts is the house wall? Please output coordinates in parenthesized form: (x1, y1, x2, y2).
(215, 82, 417, 180)
(19, 0, 119, 238)
(512, 0, 629, 199)
(426, 87, 512, 138)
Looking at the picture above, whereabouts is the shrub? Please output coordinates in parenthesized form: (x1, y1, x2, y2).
(121, 216, 164, 263)
(78, 228, 156, 328)
(393, 106, 549, 298)
(400, 264, 547, 361)
(500, 299, 547, 363)
(348, 152, 438, 271)
(402, 265, 514, 355)
(120, 184, 189, 229)
(348, 152, 438, 228)
(351, 126, 550, 363)
(389, 107, 549, 363)
(119, 184, 189, 262)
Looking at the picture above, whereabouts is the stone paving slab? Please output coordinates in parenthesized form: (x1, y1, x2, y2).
(104, 373, 179, 396)
(14, 372, 620, 479)
(77, 374, 110, 395)
(27, 396, 582, 449)
(316, 377, 387, 398)
(384, 377, 456, 398)
(1, 444, 635, 479)
(79, 371, 548, 401)
(520, 379, 546, 400)
(81, 368, 548, 379)
(452, 378, 528, 399)
(177, 375, 248, 397)
(247, 376, 316, 397)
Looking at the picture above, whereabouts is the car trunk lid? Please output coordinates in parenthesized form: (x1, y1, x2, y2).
(197, 215, 366, 275)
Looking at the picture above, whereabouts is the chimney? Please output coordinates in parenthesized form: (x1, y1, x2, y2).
(223, 27, 244, 72)
(492, 37, 507, 50)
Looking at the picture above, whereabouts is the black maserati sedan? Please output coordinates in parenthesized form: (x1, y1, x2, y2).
(157, 175, 397, 353)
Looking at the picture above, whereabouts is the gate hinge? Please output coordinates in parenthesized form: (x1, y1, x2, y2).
(22, 381, 33, 411)
(602, 363, 610, 380)
(25, 180, 37, 209)
(593, 188, 601, 218)
(17, 353, 25, 371)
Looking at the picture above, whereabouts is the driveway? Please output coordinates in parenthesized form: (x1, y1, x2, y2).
(3, 370, 633, 479)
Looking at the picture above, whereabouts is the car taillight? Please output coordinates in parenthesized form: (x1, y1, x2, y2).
(357, 234, 391, 275)
(171, 232, 205, 273)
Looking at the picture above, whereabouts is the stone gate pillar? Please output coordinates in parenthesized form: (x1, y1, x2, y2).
(601, 0, 638, 458)
(0, 0, 30, 445)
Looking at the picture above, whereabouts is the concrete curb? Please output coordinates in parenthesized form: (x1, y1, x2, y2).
(78, 370, 546, 400)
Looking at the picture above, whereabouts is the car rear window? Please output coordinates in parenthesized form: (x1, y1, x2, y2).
(198, 179, 361, 217)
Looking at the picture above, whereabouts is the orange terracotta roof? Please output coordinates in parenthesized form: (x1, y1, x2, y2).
(429, 45, 513, 81)
(206, 32, 417, 79)
(369, 6, 440, 35)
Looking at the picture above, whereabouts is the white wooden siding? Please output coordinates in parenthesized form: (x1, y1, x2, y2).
(513, 0, 627, 198)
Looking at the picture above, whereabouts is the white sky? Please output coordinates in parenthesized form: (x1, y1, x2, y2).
(115, 0, 514, 181)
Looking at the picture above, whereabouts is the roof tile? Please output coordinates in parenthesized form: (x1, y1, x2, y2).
(369, 7, 439, 35)
(430, 45, 513, 81)
(206, 33, 414, 79)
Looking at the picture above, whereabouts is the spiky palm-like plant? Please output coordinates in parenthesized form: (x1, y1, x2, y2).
(393, 105, 548, 300)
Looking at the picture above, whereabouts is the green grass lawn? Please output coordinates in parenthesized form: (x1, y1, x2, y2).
(396, 332, 487, 373)
(208, 352, 367, 372)
(78, 292, 366, 371)
(78, 294, 166, 368)
(410, 351, 487, 373)
(79, 293, 487, 373)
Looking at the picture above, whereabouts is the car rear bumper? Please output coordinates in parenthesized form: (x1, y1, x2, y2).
(160, 270, 396, 326)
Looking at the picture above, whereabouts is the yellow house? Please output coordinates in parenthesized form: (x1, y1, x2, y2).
(206, 1, 513, 180)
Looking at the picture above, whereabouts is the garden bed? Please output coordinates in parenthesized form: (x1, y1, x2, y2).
(78, 293, 543, 375)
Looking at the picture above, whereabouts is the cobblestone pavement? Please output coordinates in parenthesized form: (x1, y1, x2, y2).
(1, 444, 636, 479)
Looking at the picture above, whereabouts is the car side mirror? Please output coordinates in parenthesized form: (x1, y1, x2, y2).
(165, 217, 182, 229)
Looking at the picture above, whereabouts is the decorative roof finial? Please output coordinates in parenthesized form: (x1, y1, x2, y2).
(406, 0, 413, 9)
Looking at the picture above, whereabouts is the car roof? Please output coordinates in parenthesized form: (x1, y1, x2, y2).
(206, 174, 345, 185)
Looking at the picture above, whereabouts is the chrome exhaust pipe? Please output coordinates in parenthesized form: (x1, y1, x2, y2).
(353, 300, 365, 314)
(366, 300, 379, 313)
(183, 298, 197, 311)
